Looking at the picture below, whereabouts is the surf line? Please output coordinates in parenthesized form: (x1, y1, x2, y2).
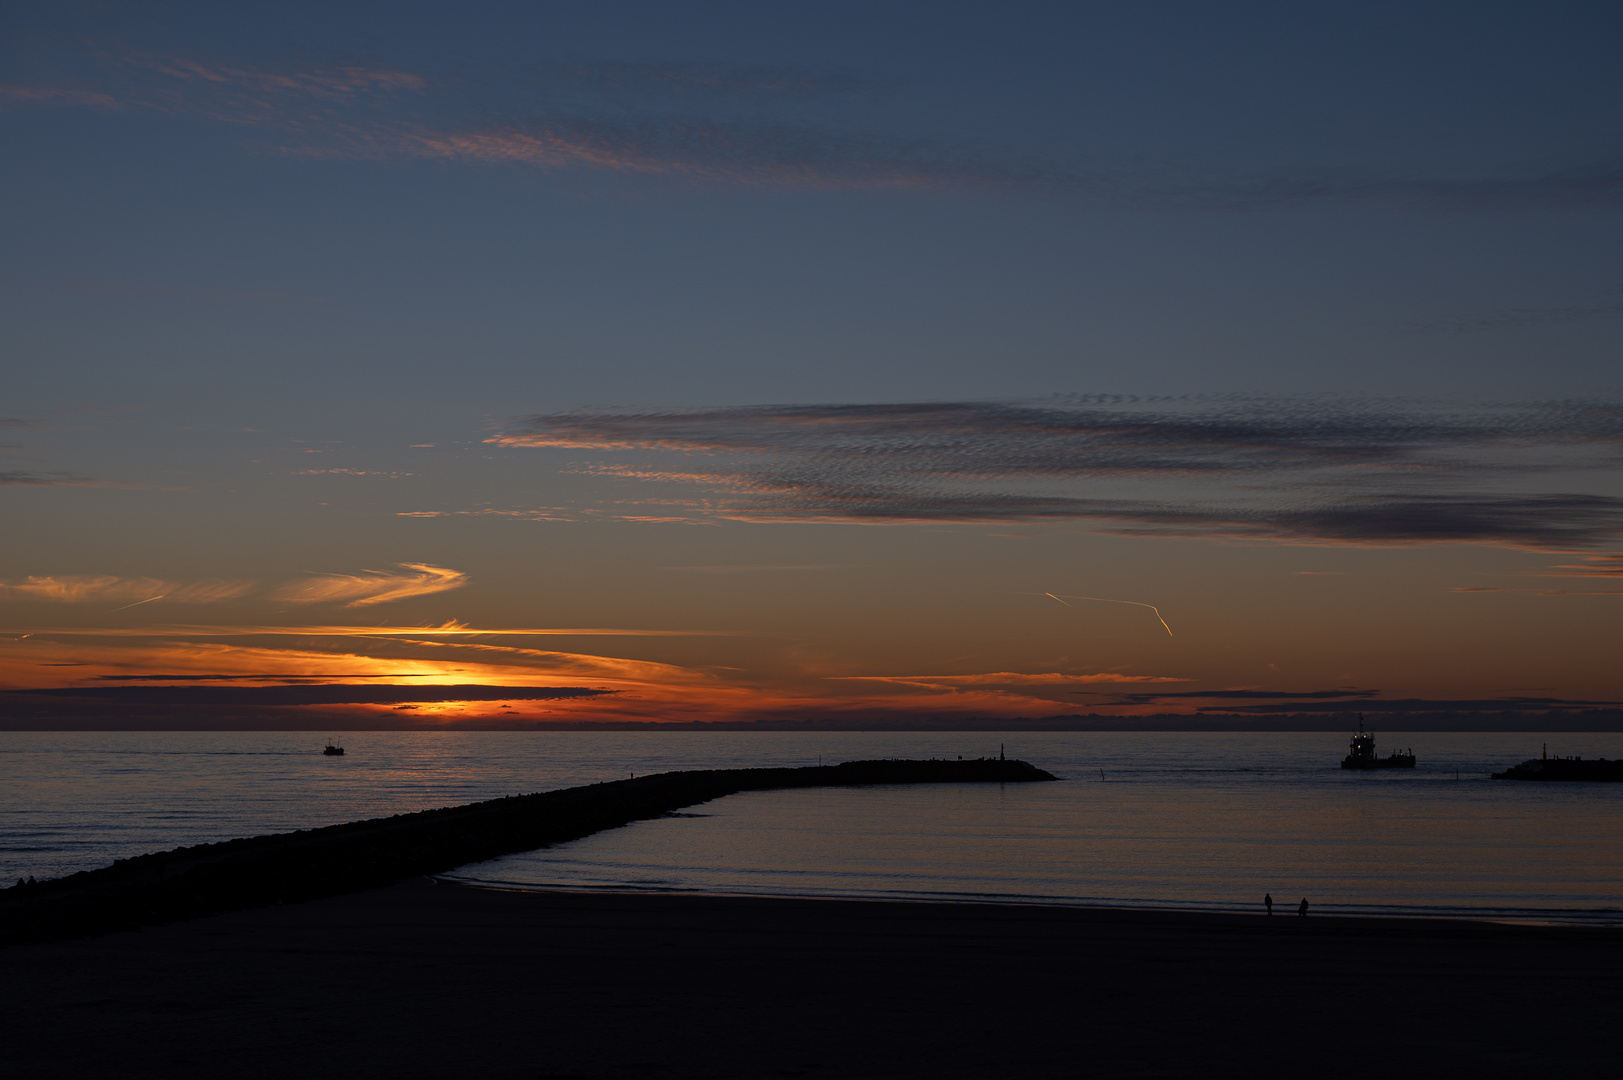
(1046, 592, 1174, 637)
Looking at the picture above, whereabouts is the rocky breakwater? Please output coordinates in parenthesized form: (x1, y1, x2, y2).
(1491, 756, 1623, 781)
(0, 757, 1056, 946)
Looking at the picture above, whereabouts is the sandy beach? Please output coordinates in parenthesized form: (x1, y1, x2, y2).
(4, 880, 1619, 1080)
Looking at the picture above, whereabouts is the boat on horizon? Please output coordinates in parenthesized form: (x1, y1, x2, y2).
(1340, 716, 1414, 770)
(323, 740, 345, 756)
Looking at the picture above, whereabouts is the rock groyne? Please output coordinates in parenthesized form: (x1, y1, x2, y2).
(0, 757, 1055, 946)
(1491, 757, 1623, 781)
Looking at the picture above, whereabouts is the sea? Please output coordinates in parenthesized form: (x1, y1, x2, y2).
(3, 731, 1621, 925)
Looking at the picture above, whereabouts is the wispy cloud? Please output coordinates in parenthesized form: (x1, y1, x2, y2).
(664, 564, 840, 574)
(0, 84, 118, 108)
(0, 52, 943, 191)
(396, 508, 574, 521)
(1443, 552, 1623, 596)
(294, 468, 412, 477)
(496, 397, 1623, 550)
(269, 563, 468, 607)
(8, 50, 1623, 208)
(0, 576, 254, 604)
(834, 672, 1190, 690)
(0, 566, 466, 608)
(1, 418, 99, 487)
(1450, 585, 1622, 597)
(4, 684, 613, 707)
(0, 470, 98, 486)
(11, 622, 739, 638)
(93, 673, 439, 681)
(1540, 553, 1623, 578)
(1404, 294, 1623, 335)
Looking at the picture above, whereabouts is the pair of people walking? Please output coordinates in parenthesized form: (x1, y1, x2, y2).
(1263, 893, 1308, 916)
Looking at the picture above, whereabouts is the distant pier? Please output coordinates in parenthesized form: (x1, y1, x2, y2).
(1491, 757, 1623, 782)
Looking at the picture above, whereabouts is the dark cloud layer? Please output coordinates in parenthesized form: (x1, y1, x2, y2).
(4, 684, 614, 706)
(500, 398, 1623, 549)
(6, 51, 1623, 209)
(1087, 688, 1618, 713)
(1196, 696, 1619, 714)
(1080, 689, 1375, 700)
(509, 398, 1623, 469)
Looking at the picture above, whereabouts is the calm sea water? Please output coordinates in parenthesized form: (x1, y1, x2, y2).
(4, 731, 1620, 924)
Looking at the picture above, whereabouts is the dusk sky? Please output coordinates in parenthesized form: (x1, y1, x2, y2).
(4, 1, 1621, 728)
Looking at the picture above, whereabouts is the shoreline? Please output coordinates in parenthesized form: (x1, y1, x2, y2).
(3, 880, 1619, 1079)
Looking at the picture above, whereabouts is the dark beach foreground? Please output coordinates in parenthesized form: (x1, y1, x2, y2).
(3, 881, 1620, 1080)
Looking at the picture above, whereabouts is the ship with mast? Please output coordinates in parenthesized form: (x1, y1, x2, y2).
(1340, 716, 1415, 770)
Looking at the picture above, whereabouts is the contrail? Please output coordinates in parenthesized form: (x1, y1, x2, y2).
(1053, 593, 1174, 637)
(109, 595, 166, 613)
(1044, 592, 1071, 607)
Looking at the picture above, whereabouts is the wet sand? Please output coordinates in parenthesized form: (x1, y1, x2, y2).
(3, 880, 1619, 1080)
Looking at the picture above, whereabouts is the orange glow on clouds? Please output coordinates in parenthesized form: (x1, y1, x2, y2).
(0, 621, 1202, 725)
(0, 576, 255, 604)
(269, 563, 468, 607)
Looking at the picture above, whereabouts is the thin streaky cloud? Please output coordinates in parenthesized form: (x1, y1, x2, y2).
(396, 508, 574, 521)
(0, 84, 119, 108)
(1053, 594, 1174, 637)
(294, 468, 413, 477)
(1540, 553, 1623, 578)
(93, 674, 439, 680)
(8, 51, 1623, 209)
(0, 576, 254, 604)
(107, 595, 167, 613)
(270, 563, 467, 607)
(0, 470, 98, 486)
(1403, 294, 1623, 335)
(832, 672, 1190, 687)
(663, 564, 840, 574)
(5, 684, 614, 706)
(8, 623, 746, 638)
(1450, 586, 1623, 597)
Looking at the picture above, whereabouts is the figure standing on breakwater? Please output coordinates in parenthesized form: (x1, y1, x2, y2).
(1264, 893, 1273, 915)
(1298, 898, 1309, 917)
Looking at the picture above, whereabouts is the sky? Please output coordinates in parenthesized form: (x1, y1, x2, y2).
(3, 0, 1621, 729)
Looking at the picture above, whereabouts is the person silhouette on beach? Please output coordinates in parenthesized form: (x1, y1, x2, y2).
(1298, 898, 1309, 917)
(1265, 893, 1273, 915)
